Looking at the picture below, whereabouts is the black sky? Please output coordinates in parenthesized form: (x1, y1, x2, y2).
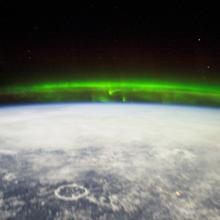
(0, 1, 220, 85)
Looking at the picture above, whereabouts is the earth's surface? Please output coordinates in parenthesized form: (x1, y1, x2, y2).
(0, 103, 220, 220)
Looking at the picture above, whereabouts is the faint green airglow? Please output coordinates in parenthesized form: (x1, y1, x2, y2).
(1, 80, 220, 106)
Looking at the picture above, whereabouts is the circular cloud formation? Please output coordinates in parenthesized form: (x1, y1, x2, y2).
(54, 183, 89, 201)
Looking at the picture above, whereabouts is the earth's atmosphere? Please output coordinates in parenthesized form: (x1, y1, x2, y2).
(0, 103, 220, 220)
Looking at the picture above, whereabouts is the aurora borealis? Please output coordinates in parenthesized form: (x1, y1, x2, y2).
(0, 2, 220, 107)
(1, 79, 220, 106)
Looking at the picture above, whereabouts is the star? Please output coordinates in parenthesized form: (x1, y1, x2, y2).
(33, 26, 39, 31)
(89, 3, 95, 8)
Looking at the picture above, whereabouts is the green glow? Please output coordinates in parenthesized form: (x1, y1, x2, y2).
(1, 80, 220, 106)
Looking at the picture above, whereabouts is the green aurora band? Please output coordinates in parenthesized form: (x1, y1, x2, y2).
(1, 80, 220, 106)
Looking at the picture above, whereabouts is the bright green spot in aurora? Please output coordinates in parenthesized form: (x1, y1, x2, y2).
(2, 80, 220, 106)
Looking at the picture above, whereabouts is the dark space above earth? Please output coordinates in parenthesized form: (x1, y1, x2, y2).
(0, 2, 220, 100)
(0, 2, 220, 107)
